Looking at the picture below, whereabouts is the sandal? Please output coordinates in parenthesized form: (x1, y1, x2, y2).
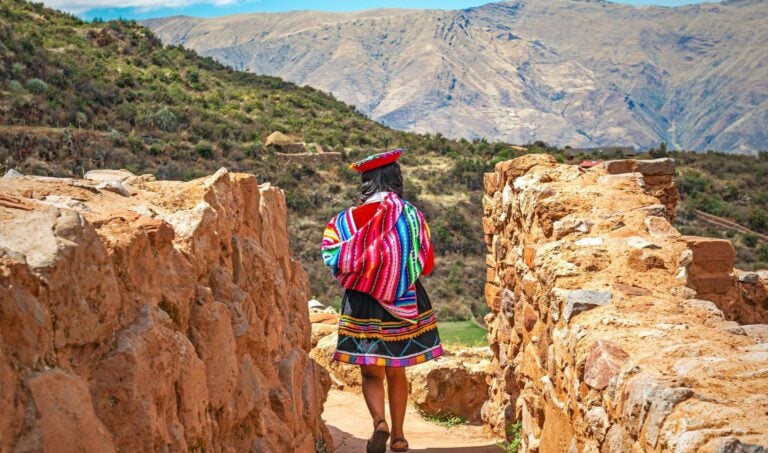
(390, 437, 409, 452)
(366, 419, 390, 453)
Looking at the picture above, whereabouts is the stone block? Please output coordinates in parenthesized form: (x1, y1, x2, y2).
(644, 387, 694, 447)
(739, 272, 760, 284)
(26, 369, 117, 453)
(681, 299, 724, 319)
(495, 154, 556, 181)
(585, 406, 609, 442)
(634, 158, 675, 176)
(484, 172, 499, 195)
(482, 217, 497, 235)
(523, 305, 538, 332)
(601, 424, 632, 453)
(564, 290, 612, 322)
(602, 160, 635, 175)
(713, 437, 767, 453)
(407, 358, 491, 423)
(584, 340, 630, 390)
(3, 168, 23, 179)
(683, 236, 736, 274)
(96, 180, 131, 197)
(597, 173, 645, 189)
(486, 283, 502, 311)
(741, 325, 768, 343)
(602, 159, 675, 176)
(84, 169, 135, 182)
(523, 245, 537, 267)
(645, 216, 680, 238)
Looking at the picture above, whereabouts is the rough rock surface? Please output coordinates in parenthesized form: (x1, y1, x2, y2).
(406, 357, 489, 423)
(0, 169, 332, 452)
(681, 238, 768, 325)
(482, 155, 768, 452)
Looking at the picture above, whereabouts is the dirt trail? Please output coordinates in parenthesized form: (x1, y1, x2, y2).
(693, 209, 768, 242)
(322, 389, 501, 453)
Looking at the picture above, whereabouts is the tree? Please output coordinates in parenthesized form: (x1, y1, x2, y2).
(650, 141, 669, 158)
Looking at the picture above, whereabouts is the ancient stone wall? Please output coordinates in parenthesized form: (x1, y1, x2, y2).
(0, 168, 332, 452)
(482, 155, 768, 452)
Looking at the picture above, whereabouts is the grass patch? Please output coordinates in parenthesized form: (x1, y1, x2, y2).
(419, 411, 466, 428)
(438, 320, 487, 348)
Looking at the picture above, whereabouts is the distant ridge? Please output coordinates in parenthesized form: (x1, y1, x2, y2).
(146, 0, 768, 154)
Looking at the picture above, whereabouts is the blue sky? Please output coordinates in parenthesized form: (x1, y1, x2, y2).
(40, 0, 721, 21)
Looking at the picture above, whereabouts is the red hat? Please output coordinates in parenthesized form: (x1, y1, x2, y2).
(349, 148, 403, 173)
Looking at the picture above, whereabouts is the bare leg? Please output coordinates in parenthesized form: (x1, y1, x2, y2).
(385, 366, 408, 444)
(361, 365, 389, 432)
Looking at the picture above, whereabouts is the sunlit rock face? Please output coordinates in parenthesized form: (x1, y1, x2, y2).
(482, 155, 768, 451)
(0, 168, 332, 453)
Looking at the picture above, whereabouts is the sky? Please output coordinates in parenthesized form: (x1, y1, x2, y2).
(40, 0, 722, 21)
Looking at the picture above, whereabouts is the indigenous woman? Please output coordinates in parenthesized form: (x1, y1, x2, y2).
(322, 149, 443, 453)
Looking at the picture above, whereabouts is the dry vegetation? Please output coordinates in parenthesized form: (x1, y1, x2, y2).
(2, 0, 766, 321)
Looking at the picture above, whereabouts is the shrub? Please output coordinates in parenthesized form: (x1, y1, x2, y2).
(195, 141, 214, 159)
(75, 111, 87, 126)
(115, 72, 136, 88)
(154, 107, 177, 132)
(25, 78, 48, 94)
(758, 244, 768, 262)
(242, 142, 262, 159)
(748, 207, 768, 233)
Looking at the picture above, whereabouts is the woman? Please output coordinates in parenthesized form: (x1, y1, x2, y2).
(322, 149, 443, 453)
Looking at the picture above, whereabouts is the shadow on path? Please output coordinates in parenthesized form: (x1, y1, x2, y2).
(328, 425, 501, 452)
(323, 389, 501, 453)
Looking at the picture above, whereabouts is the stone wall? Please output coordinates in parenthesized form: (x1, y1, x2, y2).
(681, 237, 768, 325)
(0, 168, 332, 452)
(481, 155, 768, 452)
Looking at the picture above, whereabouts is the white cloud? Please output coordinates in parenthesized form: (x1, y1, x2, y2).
(42, 0, 242, 14)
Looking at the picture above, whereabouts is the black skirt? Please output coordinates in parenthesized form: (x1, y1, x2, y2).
(333, 280, 443, 367)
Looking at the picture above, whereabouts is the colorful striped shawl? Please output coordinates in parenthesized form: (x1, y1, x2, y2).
(321, 193, 432, 323)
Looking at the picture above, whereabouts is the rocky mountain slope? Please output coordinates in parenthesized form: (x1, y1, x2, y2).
(0, 168, 332, 452)
(145, 0, 768, 154)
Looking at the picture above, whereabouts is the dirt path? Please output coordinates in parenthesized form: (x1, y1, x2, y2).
(322, 389, 501, 453)
(693, 209, 768, 242)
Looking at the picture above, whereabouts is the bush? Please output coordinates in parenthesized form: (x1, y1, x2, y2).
(154, 107, 177, 132)
(195, 141, 214, 159)
(748, 207, 768, 233)
(758, 244, 768, 262)
(25, 78, 48, 94)
(242, 142, 262, 159)
(450, 158, 488, 190)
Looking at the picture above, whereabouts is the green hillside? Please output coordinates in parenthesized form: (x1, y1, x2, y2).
(1, 0, 766, 324)
(0, 0, 493, 320)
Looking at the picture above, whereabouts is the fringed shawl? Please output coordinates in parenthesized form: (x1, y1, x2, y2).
(321, 193, 432, 323)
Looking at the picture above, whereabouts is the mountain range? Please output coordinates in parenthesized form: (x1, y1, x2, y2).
(145, 0, 768, 153)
